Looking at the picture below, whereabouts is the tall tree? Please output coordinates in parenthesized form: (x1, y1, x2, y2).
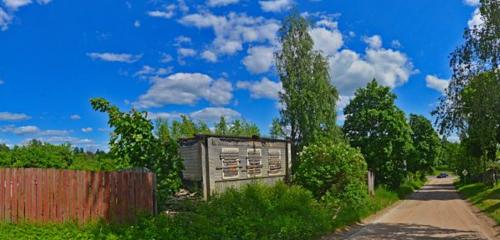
(434, 0, 499, 135)
(343, 80, 413, 188)
(215, 116, 229, 135)
(408, 114, 441, 173)
(275, 12, 339, 161)
(270, 118, 285, 139)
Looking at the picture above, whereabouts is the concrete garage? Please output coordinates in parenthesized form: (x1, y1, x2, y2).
(179, 135, 292, 200)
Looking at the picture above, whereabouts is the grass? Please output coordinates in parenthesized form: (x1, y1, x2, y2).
(0, 179, 427, 240)
(455, 182, 500, 224)
(331, 176, 426, 230)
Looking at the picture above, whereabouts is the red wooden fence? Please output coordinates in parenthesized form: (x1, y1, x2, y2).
(0, 168, 156, 223)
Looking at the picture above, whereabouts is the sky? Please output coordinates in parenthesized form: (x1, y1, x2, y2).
(0, 0, 482, 151)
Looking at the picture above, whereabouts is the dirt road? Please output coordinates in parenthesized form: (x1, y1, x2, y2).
(334, 177, 499, 240)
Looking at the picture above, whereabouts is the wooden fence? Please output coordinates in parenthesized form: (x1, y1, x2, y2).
(0, 168, 156, 223)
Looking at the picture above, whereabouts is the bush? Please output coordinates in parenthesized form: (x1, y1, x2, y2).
(295, 141, 369, 209)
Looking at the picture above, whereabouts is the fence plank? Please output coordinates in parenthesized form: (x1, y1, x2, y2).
(0, 168, 154, 223)
(0, 169, 4, 221)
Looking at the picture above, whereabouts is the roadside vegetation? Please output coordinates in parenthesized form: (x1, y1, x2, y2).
(3, 0, 498, 238)
(455, 182, 500, 224)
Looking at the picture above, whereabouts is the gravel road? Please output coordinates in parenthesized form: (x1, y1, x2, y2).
(332, 177, 499, 240)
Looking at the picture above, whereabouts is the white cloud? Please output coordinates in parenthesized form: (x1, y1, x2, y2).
(134, 65, 172, 79)
(463, 0, 480, 6)
(1, 125, 70, 136)
(329, 48, 414, 96)
(425, 75, 449, 94)
(81, 127, 93, 133)
(160, 53, 173, 63)
(1, 125, 39, 135)
(134, 20, 140, 28)
(3, 0, 32, 10)
(180, 12, 280, 56)
(147, 112, 182, 121)
(190, 107, 241, 123)
(259, 0, 293, 12)
(363, 35, 382, 49)
(310, 25, 343, 56)
(237, 77, 282, 100)
(0, 7, 13, 31)
(207, 0, 239, 7)
(70, 114, 81, 120)
(468, 8, 484, 30)
(242, 46, 274, 74)
(134, 72, 233, 108)
(147, 4, 176, 19)
(87, 52, 142, 63)
(201, 50, 218, 62)
(177, 48, 196, 57)
(43, 136, 93, 145)
(391, 40, 402, 49)
(0, 112, 31, 121)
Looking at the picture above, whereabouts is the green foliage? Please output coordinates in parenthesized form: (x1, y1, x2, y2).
(343, 80, 414, 189)
(434, 0, 499, 135)
(275, 12, 340, 159)
(0, 140, 116, 171)
(408, 114, 441, 173)
(456, 182, 500, 224)
(91, 98, 183, 204)
(214, 116, 229, 135)
(270, 118, 286, 139)
(0, 183, 332, 240)
(295, 141, 368, 207)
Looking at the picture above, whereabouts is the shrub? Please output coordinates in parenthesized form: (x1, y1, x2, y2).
(295, 141, 369, 209)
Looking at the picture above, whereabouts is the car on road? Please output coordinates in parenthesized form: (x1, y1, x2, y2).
(437, 172, 448, 178)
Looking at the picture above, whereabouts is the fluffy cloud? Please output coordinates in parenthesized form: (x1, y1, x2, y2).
(70, 114, 81, 120)
(0, 0, 51, 30)
(0, 112, 30, 121)
(463, 0, 480, 6)
(87, 52, 142, 63)
(207, 0, 239, 7)
(3, 0, 32, 10)
(425, 75, 449, 94)
(242, 46, 274, 74)
(134, 72, 233, 108)
(328, 35, 414, 96)
(0, 125, 71, 136)
(190, 107, 241, 123)
(363, 35, 382, 49)
(147, 112, 182, 121)
(42, 136, 93, 145)
(180, 12, 280, 56)
(259, 0, 293, 12)
(134, 65, 172, 79)
(310, 23, 343, 56)
(81, 127, 93, 133)
(237, 77, 282, 100)
(201, 50, 218, 62)
(468, 8, 484, 30)
(147, 4, 176, 19)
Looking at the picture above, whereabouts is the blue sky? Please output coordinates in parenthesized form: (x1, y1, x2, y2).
(0, 0, 481, 150)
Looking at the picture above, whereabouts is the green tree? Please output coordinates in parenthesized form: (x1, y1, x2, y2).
(241, 120, 260, 137)
(270, 118, 285, 139)
(275, 12, 339, 161)
(215, 116, 229, 135)
(408, 114, 441, 173)
(196, 121, 212, 135)
(229, 119, 243, 136)
(343, 80, 413, 188)
(91, 98, 183, 203)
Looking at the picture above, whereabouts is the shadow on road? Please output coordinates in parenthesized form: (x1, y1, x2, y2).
(341, 223, 487, 240)
(405, 183, 463, 201)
